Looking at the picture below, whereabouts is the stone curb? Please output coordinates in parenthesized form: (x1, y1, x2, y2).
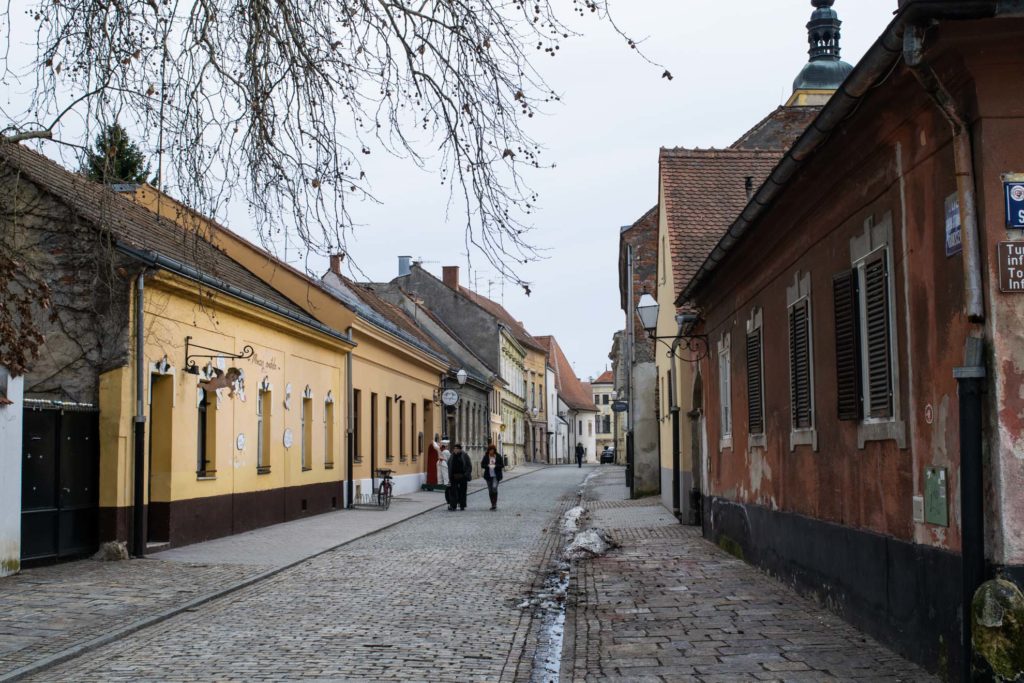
(0, 465, 550, 682)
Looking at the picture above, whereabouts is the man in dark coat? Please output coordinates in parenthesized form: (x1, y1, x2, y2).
(449, 443, 472, 510)
(575, 442, 585, 468)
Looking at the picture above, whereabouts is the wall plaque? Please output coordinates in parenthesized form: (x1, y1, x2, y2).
(997, 241, 1024, 293)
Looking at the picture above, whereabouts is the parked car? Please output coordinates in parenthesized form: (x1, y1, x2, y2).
(600, 447, 615, 464)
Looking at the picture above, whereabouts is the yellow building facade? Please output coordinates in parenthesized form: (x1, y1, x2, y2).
(100, 269, 353, 548)
(523, 347, 548, 462)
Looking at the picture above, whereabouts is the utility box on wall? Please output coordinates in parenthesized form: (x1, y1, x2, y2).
(924, 466, 949, 527)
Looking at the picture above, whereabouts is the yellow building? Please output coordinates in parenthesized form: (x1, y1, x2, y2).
(523, 346, 548, 462)
(128, 187, 448, 502)
(591, 370, 616, 456)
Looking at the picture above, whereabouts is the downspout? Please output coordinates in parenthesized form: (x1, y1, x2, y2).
(903, 27, 984, 323)
(669, 338, 681, 521)
(346, 326, 354, 509)
(903, 26, 987, 681)
(131, 272, 147, 558)
(625, 244, 636, 494)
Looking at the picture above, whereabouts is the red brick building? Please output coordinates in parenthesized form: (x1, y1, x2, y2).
(680, 3, 1024, 678)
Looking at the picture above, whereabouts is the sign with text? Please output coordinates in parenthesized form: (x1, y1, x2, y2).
(1004, 174, 1024, 229)
(611, 400, 629, 413)
(944, 193, 962, 257)
(998, 242, 1024, 293)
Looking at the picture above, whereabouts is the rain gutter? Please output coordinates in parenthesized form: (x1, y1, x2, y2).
(679, 0, 1010, 307)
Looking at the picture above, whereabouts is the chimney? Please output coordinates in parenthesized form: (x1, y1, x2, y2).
(442, 265, 460, 290)
(398, 255, 412, 277)
(329, 252, 345, 275)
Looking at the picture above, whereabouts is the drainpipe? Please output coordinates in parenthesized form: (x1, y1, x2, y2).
(132, 272, 147, 558)
(903, 27, 984, 323)
(346, 326, 354, 509)
(904, 28, 988, 680)
(669, 342, 681, 521)
(625, 244, 636, 494)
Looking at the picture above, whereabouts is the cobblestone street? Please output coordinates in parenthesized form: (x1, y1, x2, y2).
(18, 466, 583, 682)
(562, 468, 937, 682)
(5, 465, 939, 682)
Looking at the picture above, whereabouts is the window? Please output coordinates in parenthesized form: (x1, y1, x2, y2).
(370, 393, 379, 463)
(839, 214, 906, 448)
(399, 399, 406, 461)
(603, 394, 609, 405)
(385, 396, 393, 461)
(353, 389, 362, 463)
(301, 389, 313, 471)
(578, 420, 582, 436)
(197, 388, 216, 477)
(257, 383, 271, 474)
(717, 332, 732, 449)
(588, 420, 592, 436)
(324, 394, 335, 469)
(745, 308, 765, 448)
(410, 402, 417, 460)
(788, 272, 817, 451)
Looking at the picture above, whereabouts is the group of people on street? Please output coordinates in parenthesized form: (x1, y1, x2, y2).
(436, 441, 504, 511)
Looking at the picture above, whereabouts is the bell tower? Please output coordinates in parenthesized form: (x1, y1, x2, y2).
(787, 0, 853, 107)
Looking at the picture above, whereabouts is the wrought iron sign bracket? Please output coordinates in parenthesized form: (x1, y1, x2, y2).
(184, 336, 255, 375)
(647, 332, 710, 363)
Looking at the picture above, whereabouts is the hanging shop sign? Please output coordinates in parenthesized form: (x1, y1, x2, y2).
(944, 193, 962, 257)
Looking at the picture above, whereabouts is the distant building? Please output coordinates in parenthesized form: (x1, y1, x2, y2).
(591, 370, 615, 457)
(536, 336, 598, 463)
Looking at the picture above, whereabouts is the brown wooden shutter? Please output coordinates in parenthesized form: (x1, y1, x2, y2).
(789, 300, 812, 429)
(833, 270, 862, 421)
(746, 329, 764, 434)
(863, 254, 894, 418)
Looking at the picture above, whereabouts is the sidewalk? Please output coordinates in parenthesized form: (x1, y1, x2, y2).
(562, 467, 937, 682)
(0, 464, 545, 681)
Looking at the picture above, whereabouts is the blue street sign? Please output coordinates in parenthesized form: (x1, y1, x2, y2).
(611, 400, 628, 413)
(1005, 180, 1024, 229)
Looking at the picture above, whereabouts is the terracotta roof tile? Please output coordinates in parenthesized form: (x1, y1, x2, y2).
(0, 143, 307, 317)
(459, 287, 546, 353)
(731, 106, 822, 151)
(659, 148, 783, 306)
(534, 335, 597, 412)
(593, 370, 614, 384)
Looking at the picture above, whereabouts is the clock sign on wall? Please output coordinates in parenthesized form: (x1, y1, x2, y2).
(441, 389, 460, 406)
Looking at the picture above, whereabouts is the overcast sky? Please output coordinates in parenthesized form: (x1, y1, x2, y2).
(322, 0, 897, 380)
(7, 0, 898, 381)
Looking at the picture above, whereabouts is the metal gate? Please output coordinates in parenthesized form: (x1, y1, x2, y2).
(21, 404, 100, 563)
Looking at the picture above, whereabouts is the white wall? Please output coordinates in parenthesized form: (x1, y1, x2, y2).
(546, 368, 559, 463)
(571, 410, 597, 463)
(0, 370, 23, 576)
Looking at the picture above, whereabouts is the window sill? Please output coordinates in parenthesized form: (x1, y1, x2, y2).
(748, 433, 766, 450)
(257, 466, 272, 475)
(354, 457, 363, 464)
(385, 456, 395, 463)
(719, 435, 733, 452)
(301, 466, 312, 472)
(324, 463, 334, 470)
(857, 420, 907, 449)
(197, 473, 217, 480)
(790, 428, 818, 452)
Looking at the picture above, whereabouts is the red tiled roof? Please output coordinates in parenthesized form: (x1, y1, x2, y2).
(731, 106, 822, 151)
(660, 148, 783, 308)
(534, 335, 598, 412)
(459, 287, 546, 353)
(593, 370, 614, 384)
(352, 283, 449, 360)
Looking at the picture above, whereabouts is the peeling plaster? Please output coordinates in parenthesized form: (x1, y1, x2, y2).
(749, 448, 773, 495)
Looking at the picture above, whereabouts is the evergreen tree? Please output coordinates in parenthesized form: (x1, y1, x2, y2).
(83, 123, 151, 184)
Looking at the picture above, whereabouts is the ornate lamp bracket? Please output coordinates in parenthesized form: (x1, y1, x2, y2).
(184, 335, 255, 375)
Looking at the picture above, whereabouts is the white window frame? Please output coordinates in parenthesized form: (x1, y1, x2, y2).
(787, 271, 818, 452)
(849, 213, 906, 449)
(717, 331, 732, 451)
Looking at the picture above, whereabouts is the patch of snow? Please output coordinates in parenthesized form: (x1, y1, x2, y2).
(564, 528, 617, 560)
(561, 506, 585, 535)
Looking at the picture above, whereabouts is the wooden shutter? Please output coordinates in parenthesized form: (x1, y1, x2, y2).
(746, 329, 764, 434)
(789, 300, 812, 429)
(863, 254, 894, 418)
(833, 270, 862, 421)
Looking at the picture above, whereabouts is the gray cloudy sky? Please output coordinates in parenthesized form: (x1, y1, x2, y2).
(7, 0, 897, 381)
(316, 0, 897, 380)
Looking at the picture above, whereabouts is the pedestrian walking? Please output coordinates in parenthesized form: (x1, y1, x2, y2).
(481, 444, 504, 511)
(439, 440, 453, 509)
(448, 443, 472, 511)
(575, 442, 584, 468)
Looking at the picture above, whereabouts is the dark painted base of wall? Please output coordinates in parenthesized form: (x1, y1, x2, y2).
(702, 496, 962, 680)
(100, 480, 344, 550)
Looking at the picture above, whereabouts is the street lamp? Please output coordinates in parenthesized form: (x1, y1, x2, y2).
(456, 368, 468, 386)
(634, 292, 709, 362)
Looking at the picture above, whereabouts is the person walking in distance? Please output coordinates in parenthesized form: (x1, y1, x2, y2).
(481, 444, 504, 511)
(440, 440, 453, 510)
(575, 442, 585, 468)
(449, 443, 473, 511)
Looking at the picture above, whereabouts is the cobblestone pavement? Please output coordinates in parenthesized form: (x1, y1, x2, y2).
(562, 467, 938, 683)
(21, 466, 591, 682)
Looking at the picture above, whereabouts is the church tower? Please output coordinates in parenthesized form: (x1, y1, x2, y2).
(786, 0, 853, 106)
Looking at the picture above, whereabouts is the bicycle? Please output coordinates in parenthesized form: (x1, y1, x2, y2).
(376, 468, 394, 510)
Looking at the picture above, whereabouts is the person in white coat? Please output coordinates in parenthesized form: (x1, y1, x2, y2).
(439, 441, 452, 509)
